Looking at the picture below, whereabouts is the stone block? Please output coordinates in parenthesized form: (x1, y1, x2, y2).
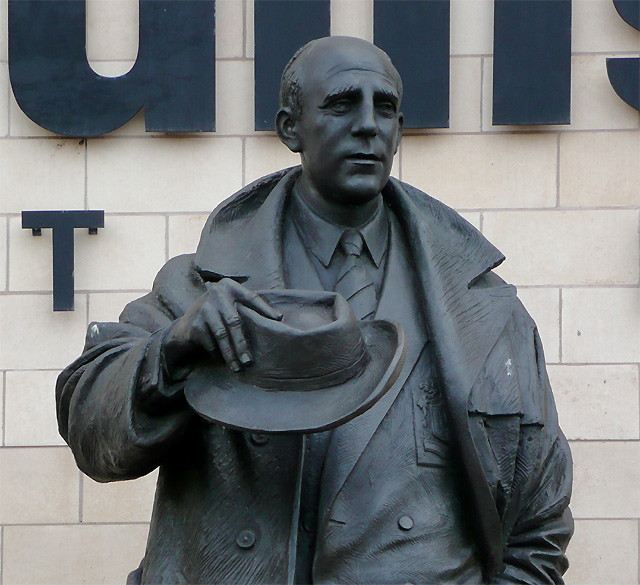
(87, 59, 135, 79)
(75, 215, 167, 290)
(571, 55, 640, 131)
(549, 365, 640, 440)
(560, 131, 640, 207)
(245, 0, 254, 58)
(0, 446, 79, 523)
(431, 57, 482, 134)
(0, 0, 6, 61)
(9, 215, 166, 292)
(562, 288, 640, 364)
(4, 370, 66, 446)
(0, 139, 85, 214)
(245, 136, 301, 185)
(3, 524, 149, 585)
(573, 0, 640, 53)
(331, 0, 373, 41)
(216, 60, 254, 135)
(83, 470, 157, 523)
(0, 373, 4, 444)
(516, 287, 560, 363)
(86, 0, 139, 62)
(565, 519, 638, 585)
(87, 137, 242, 212)
(8, 216, 54, 291)
(456, 211, 481, 231)
(484, 210, 639, 286)
(402, 134, 557, 209)
(0, 217, 6, 291)
(570, 441, 640, 519)
(0, 62, 8, 137)
(217, 0, 245, 59)
(168, 214, 210, 257)
(0, 294, 88, 370)
(88, 291, 149, 324)
(450, 0, 493, 56)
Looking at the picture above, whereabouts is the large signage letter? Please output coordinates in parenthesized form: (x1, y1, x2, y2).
(374, 0, 450, 128)
(493, 0, 572, 125)
(22, 211, 105, 311)
(254, 0, 330, 130)
(9, 0, 215, 136)
(607, 0, 640, 111)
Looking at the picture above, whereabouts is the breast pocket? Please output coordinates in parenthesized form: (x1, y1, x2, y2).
(411, 364, 452, 468)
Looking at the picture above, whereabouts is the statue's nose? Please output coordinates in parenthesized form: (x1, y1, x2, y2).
(351, 104, 378, 137)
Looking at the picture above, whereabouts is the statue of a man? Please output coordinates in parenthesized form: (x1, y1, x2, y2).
(57, 36, 573, 585)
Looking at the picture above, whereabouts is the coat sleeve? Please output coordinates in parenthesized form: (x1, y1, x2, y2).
(56, 255, 205, 482)
(493, 306, 574, 584)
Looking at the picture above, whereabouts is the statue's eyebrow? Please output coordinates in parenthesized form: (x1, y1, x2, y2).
(318, 85, 360, 108)
(375, 88, 400, 106)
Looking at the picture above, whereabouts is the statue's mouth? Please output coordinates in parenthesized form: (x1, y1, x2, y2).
(346, 153, 381, 163)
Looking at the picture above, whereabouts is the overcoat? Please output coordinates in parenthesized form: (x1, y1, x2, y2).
(57, 168, 573, 585)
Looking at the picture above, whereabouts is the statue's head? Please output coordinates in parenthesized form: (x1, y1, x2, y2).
(276, 36, 404, 209)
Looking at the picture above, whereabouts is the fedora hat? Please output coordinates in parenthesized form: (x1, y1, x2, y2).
(184, 289, 405, 433)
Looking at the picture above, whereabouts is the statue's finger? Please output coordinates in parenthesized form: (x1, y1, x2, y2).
(217, 290, 252, 366)
(207, 308, 240, 372)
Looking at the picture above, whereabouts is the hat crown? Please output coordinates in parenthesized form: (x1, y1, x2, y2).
(237, 291, 369, 391)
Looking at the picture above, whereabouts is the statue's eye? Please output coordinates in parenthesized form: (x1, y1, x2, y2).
(328, 99, 351, 114)
(376, 100, 396, 115)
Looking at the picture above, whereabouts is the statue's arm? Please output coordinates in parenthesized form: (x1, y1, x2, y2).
(56, 254, 282, 483)
(494, 309, 573, 584)
(56, 259, 199, 482)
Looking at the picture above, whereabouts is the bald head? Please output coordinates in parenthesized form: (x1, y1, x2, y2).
(279, 36, 403, 119)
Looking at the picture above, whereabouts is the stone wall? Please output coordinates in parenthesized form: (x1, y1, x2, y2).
(0, 1, 638, 583)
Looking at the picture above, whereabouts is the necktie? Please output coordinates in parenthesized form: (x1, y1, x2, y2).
(333, 230, 377, 320)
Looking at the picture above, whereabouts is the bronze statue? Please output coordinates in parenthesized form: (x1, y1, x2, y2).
(57, 36, 572, 585)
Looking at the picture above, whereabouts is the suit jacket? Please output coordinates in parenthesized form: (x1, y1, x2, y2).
(56, 168, 573, 585)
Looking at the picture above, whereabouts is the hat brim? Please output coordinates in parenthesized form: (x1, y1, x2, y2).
(184, 319, 405, 433)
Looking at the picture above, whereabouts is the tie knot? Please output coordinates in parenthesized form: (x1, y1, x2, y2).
(339, 230, 364, 257)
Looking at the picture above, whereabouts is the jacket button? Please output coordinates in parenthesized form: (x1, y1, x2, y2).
(398, 515, 414, 531)
(236, 529, 256, 549)
(250, 433, 269, 446)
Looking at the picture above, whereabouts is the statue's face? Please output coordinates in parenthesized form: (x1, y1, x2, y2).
(293, 41, 403, 207)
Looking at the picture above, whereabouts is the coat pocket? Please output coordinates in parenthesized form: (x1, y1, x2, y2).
(469, 412, 521, 518)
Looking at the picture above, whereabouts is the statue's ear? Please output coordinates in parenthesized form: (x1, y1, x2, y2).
(276, 108, 302, 153)
(394, 112, 404, 155)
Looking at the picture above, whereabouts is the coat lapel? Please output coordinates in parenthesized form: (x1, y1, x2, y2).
(193, 168, 298, 290)
(385, 179, 517, 578)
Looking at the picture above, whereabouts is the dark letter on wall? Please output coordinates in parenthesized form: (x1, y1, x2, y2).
(493, 0, 572, 125)
(22, 211, 105, 311)
(254, 0, 330, 130)
(374, 0, 450, 128)
(607, 0, 640, 111)
(9, 0, 215, 136)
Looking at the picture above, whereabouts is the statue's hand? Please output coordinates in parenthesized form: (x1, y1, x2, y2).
(161, 279, 282, 377)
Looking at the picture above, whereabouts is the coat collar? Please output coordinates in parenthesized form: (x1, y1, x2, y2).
(195, 166, 505, 292)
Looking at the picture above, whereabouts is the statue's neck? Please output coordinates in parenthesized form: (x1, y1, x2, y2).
(295, 176, 381, 229)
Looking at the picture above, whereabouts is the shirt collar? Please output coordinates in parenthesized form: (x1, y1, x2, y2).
(291, 182, 388, 268)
